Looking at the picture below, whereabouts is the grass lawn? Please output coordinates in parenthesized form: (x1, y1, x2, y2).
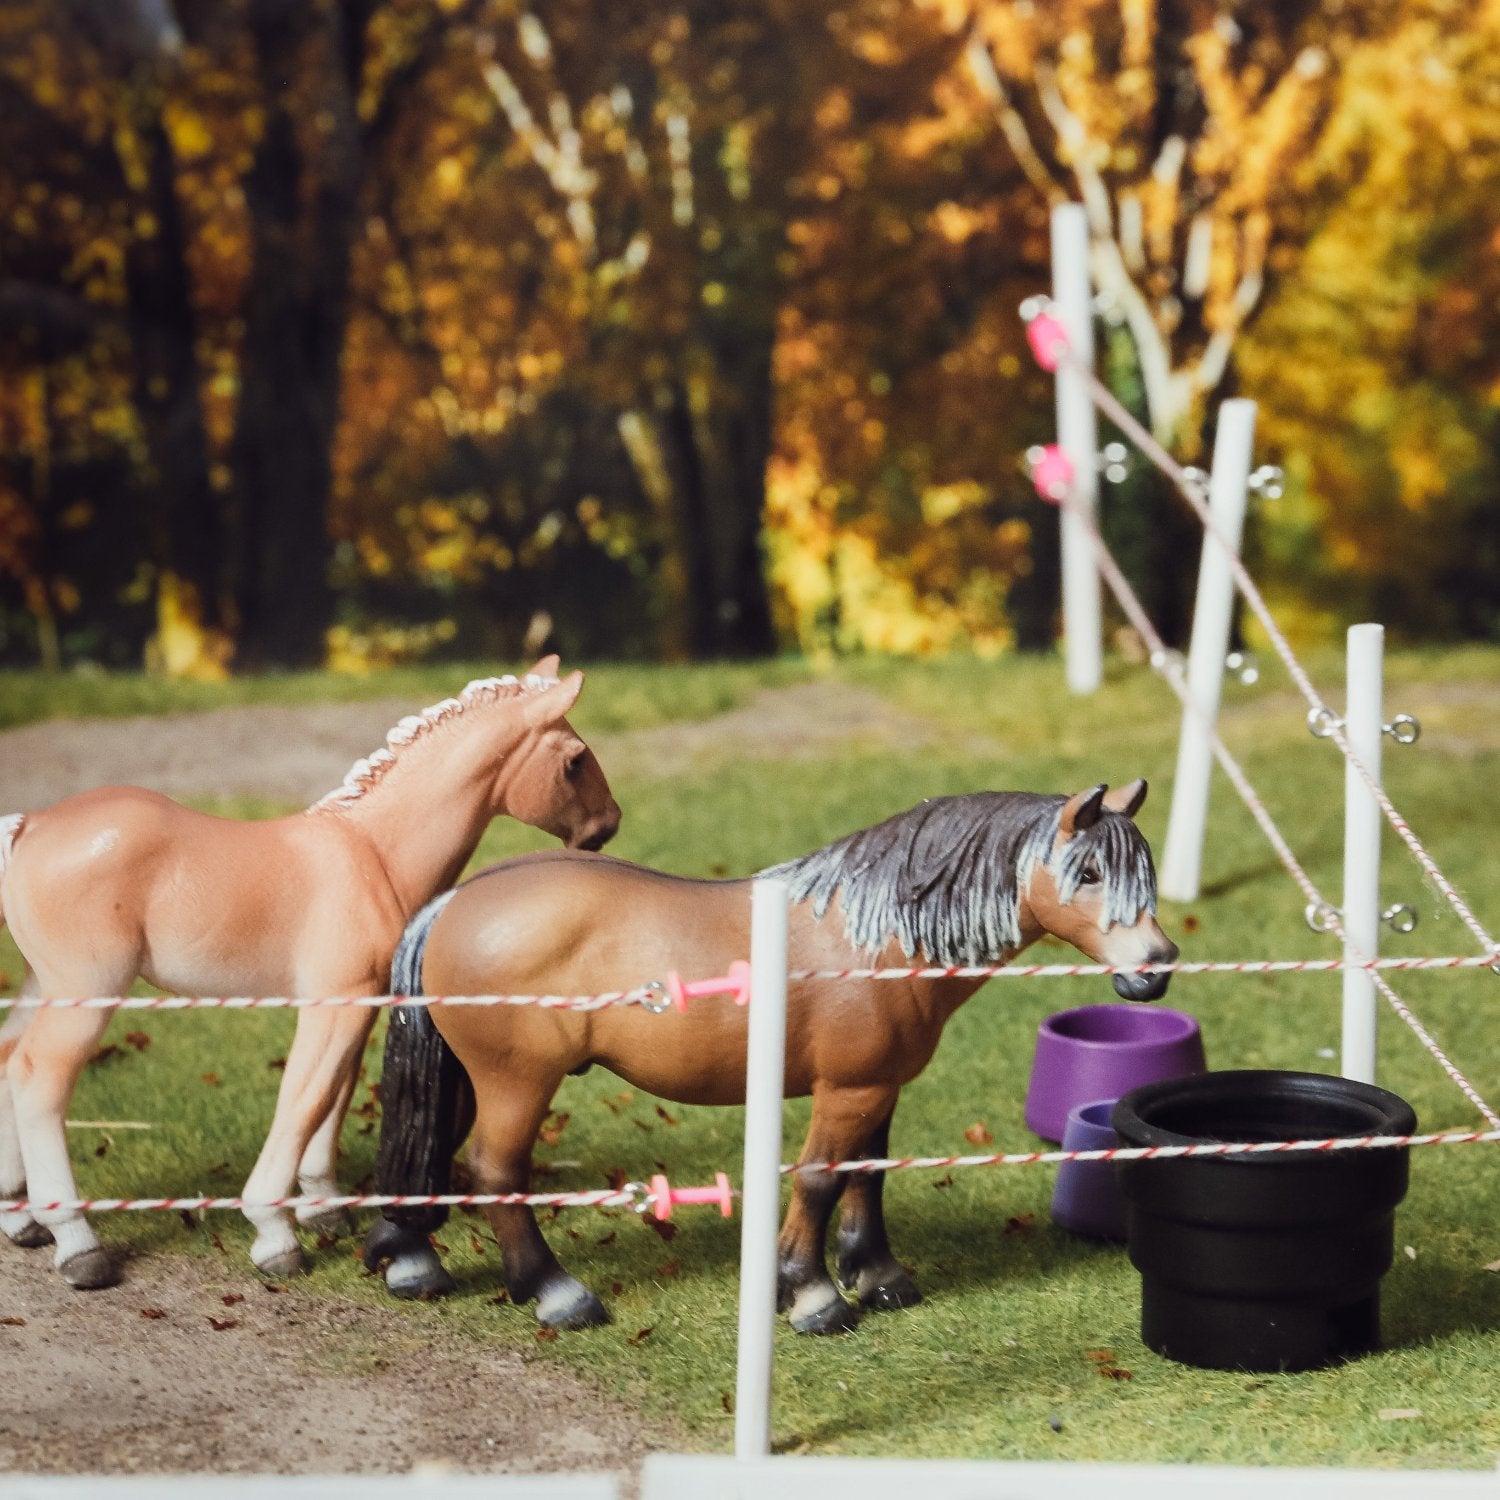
(2, 647, 1498, 1469)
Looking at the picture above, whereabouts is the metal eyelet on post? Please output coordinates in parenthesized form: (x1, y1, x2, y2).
(1382, 904, 1418, 935)
(639, 981, 671, 1015)
(1307, 707, 1343, 739)
(1226, 650, 1259, 686)
(1383, 714, 1421, 745)
(1305, 902, 1340, 934)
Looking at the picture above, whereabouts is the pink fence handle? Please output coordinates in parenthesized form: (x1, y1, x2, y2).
(1026, 310, 1069, 371)
(664, 959, 752, 1013)
(1028, 443, 1075, 504)
(647, 1170, 735, 1221)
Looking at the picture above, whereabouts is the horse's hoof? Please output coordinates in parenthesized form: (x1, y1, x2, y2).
(385, 1251, 457, 1302)
(789, 1292, 860, 1336)
(7, 1220, 54, 1250)
(860, 1273, 922, 1312)
(253, 1247, 307, 1280)
(536, 1279, 609, 1331)
(58, 1247, 118, 1290)
(296, 1204, 354, 1239)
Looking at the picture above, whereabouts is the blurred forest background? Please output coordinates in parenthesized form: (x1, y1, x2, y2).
(0, 0, 1496, 677)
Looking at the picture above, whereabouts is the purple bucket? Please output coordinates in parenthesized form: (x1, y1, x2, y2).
(1024, 1004, 1206, 1143)
(1050, 1099, 1128, 1241)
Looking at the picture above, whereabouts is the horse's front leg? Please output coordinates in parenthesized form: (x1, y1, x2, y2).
(779, 1084, 898, 1335)
(241, 1004, 375, 1277)
(0, 977, 53, 1250)
(834, 1107, 922, 1312)
(293, 1008, 377, 1240)
(469, 1072, 608, 1331)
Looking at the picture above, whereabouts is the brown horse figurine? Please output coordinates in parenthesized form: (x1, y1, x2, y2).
(363, 780, 1177, 1334)
(0, 658, 619, 1289)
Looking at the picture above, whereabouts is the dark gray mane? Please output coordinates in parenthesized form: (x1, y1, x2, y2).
(761, 791, 1157, 965)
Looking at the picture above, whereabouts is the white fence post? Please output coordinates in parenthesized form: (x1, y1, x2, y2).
(1159, 398, 1258, 902)
(1342, 624, 1385, 1084)
(1051, 203, 1103, 695)
(734, 878, 790, 1460)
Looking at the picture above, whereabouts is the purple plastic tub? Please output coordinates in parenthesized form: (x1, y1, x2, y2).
(1050, 1098, 1128, 1240)
(1024, 1004, 1206, 1143)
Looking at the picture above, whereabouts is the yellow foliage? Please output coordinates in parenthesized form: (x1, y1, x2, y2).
(147, 573, 232, 681)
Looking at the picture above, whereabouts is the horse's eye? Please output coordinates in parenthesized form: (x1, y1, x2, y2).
(1078, 865, 1101, 886)
(564, 752, 584, 780)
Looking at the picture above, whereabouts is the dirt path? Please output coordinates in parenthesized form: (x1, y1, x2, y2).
(0, 1245, 676, 1479)
(0, 679, 997, 811)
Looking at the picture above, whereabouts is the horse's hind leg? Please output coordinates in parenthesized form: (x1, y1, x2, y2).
(779, 1084, 898, 1335)
(8, 1001, 119, 1287)
(469, 1072, 607, 1330)
(835, 1107, 921, 1312)
(0, 978, 52, 1249)
(293, 1040, 365, 1240)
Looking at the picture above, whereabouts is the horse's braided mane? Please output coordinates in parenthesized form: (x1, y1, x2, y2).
(761, 791, 1157, 966)
(309, 673, 559, 812)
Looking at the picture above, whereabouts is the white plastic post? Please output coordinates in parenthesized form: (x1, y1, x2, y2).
(1341, 624, 1384, 1084)
(1159, 399, 1258, 902)
(734, 878, 790, 1460)
(1051, 203, 1103, 695)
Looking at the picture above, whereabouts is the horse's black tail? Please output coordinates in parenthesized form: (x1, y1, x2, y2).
(368, 890, 475, 1248)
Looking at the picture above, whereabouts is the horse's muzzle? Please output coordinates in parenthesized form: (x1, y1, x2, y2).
(1111, 968, 1172, 1002)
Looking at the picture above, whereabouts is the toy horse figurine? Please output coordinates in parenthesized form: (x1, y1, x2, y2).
(363, 780, 1177, 1334)
(0, 658, 619, 1289)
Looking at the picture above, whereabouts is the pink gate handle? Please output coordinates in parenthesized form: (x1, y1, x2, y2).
(664, 958, 752, 1013)
(1029, 443, 1075, 504)
(648, 1170, 735, 1222)
(1026, 310, 1070, 371)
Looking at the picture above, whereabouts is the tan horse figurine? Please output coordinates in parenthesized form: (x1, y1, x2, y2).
(363, 780, 1177, 1334)
(0, 658, 619, 1289)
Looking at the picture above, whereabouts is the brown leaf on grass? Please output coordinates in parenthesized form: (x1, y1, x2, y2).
(1085, 1349, 1116, 1362)
(632, 1118, 653, 1132)
(124, 1031, 151, 1052)
(1099, 1366, 1133, 1381)
(221, 1293, 245, 1307)
(655, 1105, 679, 1126)
(0, 1315, 26, 1326)
(0, 970, 10, 989)
(605, 1167, 629, 1192)
(469, 1231, 488, 1255)
(616, 1091, 634, 1105)
(261, 1283, 289, 1295)
(1005, 1213, 1036, 1236)
(658, 1260, 680, 1279)
(488, 1290, 509, 1305)
(179, 1210, 197, 1231)
(430, 1238, 449, 1254)
(90, 1045, 122, 1066)
(597, 1231, 617, 1247)
(626, 1326, 654, 1346)
(535, 1327, 558, 1343)
(600, 1096, 621, 1115)
(315, 1233, 337, 1251)
(565, 1227, 581, 1241)
(208, 1162, 230, 1176)
(611, 1282, 625, 1296)
(267, 1057, 287, 1071)
(932, 1173, 954, 1189)
(642, 1214, 678, 1242)
(201, 1072, 221, 1087)
(537, 1111, 571, 1146)
(208, 1317, 239, 1331)
(94, 1138, 109, 1158)
(140, 1307, 166, 1320)
(1182, 914, 1201, 934)
(963, 1121, 994, 1146)
(721, 1392, 734, 1413)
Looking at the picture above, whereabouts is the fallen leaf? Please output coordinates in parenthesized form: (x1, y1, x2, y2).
(1004, 1213, 1036, 1236)
(315, 1233, 337, 1251)
(1182, 914, 1201, 934)
(1085, 1349, 1116, 1363)
(221, 1293, 245, 1307)
(963, 1121, 994, 1146)
(642, 1214, 678, 1242)
(208, 1162, 230, 1176)
(469, 1231, 488, 1255)
(94, 1138, 110, 1159)
(605, 1167, 629, 1192)
(565, 1227, 581, 1241)
(611, 1281, 625, 1296)
(179, 1210, 198, 1231)
(201, 1072, 221, 1087)
(208, 1317, 239, 1331)
(721, 1392, 734, 1413)
(626, 1326, 654, 1346)
(1099, 1366, 1133, 1381)
(658, 1260, 680, 1279)
(90, 1044, 122, 1066)
(932, 1173, 954, 1189)
(267, 1057, 287, 1071)
(261, 1283, 289, 1295)
(600, 1096, 621, 1114)
(429, 1238, 448, 1254)
(535, 1327, 558, 1343)
(597, 1231, 617, 1247)
(140, 1307, 167, 1320)
(1379, 1408, 1422, 1421)
(123, 1031, 151, 1052)
(616, 1091, 634, 1105)
(0, 1315, 25, 1326)
(488, 1290, 509, 1305)
(537, 1111, 571, 1146)
(655, 1105, 679, 1126)
(632, 1118, 653, 1133)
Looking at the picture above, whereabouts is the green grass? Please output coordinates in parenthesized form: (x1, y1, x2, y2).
(2, 648, 1499, 1469)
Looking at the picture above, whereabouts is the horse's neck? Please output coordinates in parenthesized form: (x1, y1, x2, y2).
(329, 717, 526, 915)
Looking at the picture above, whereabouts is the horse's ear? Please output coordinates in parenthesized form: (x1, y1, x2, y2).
(528, 668, 584, 723)
(1059, 784, 1107, 838)
(1102, 778, 1148, 818)
(528, 653, 561, 679)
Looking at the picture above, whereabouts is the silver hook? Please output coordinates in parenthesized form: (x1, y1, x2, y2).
(639, 981, 671, 1015)
(1249, 464, 1285, 500)
(1305, 902, 1340, 934)
(1225, 650, 1260, 686)
(1383, 714, 1421, 745)
(1382, 904, 1418, 935)
(1307, 707, 1343, 739)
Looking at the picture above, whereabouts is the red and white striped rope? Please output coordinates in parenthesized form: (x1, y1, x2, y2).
(4, 954, 1495, 1012)
(795, 1126, 1500, 1178)
(1067, 344, 1499, 963)
(1054, 471, 1500, 1127)
(8, 1127, 1499, 1217)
